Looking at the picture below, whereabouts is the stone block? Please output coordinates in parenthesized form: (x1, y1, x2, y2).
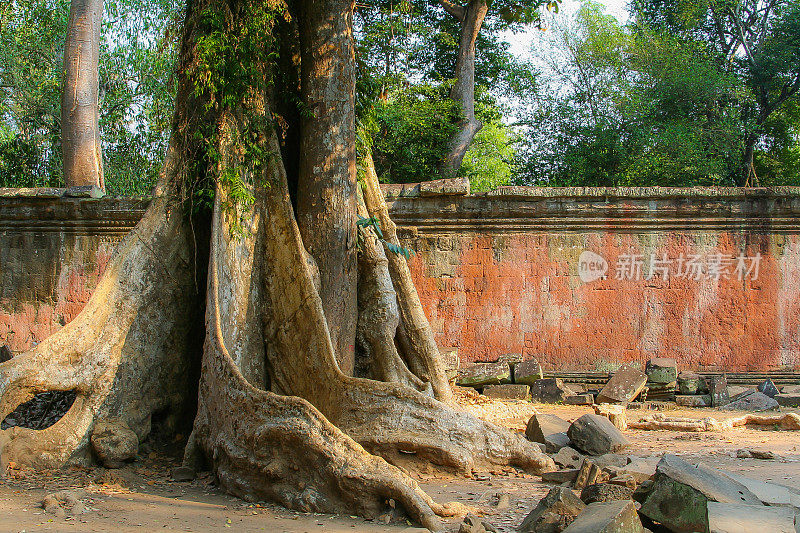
(568, 414, 630, 456)
(514, 359, 544, 385)
(530, 378, 574, 403)
(580, 483, 635, 504)
(526, 413, 571, 452)
(757, 378, 780, 398)
(565, 394, 594, 405)
(519, 486, 586, 533)
(708, 375, 730, 406)
(483, 384, 529, 400)
(719, 390, 778, 412)
(676, 394, 712, 407)
(562, 500, 644, 533)
(707, 502, 795, 533)
(678, 372, 709, 395)
(634, 454, 761, 533)
(541, 469, 580, 484)
(645, 358, 677, 384)
(552, 446, 585, 469)
(456, 362, 510, 388)
(596, 365, 647, 405)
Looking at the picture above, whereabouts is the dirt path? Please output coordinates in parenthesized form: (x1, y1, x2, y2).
(3, 399, 800, 532)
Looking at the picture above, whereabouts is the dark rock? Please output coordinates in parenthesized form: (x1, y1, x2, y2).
(459, 514, 497, 533)
(561, 500, 644, 533)
(564, 394, 594, 405)
(708, 375, 730, 406)
(634, 454, 761, 533)
(519, 486, 586, 533)
(527, 414, 571, 447)
(757, 378, 780, 398)
(0, 345, 12, 363)
(678, 372, 708, 395)
(596, 366, 647, 405)
(707, 502, 795, 533)
(568, 414, 630, 456)
(552, 446, 585, 469)
(541, 469, 580, 484)
(91, 419, 139, 468)
(592, 454, 630, 470)
(171, 466, 196, 481)
(1, 390, 77, 430)
(775, 393, 800, 407)
(580, 483, 635, 504)
(515, 359, 544, 385)
(483, 384, 529, 400)
(676, 394, 712, 407)
(645, 358, 677, 384)
(456, 362, 510, 387)
(530, 378, 574, 403)
(719, 390, 778, 412)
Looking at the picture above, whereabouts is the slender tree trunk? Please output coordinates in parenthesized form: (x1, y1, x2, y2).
(296, 0, 358, 374)
(439, 0, 487, 178)
(61, 0, 104, 189)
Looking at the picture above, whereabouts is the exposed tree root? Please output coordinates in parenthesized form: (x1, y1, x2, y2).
(0, 156, 201, 468)
(191, 187, 451, 532)
(629, 412, 800, 432)
(360, 153, 453, 405)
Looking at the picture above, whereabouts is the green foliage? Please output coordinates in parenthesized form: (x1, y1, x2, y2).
(356, 215, 414, 259)
(520, 1, 754, 186)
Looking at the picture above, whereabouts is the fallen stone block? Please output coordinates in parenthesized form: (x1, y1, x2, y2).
(725, 471, 800, 507)
(456, 362, 510, 388)
(719, 390, 778, 412)
(574, 459, 601, 491)
(514, 359, 544, 385)
(781, 384, 800, 395)
(608, 474, 638, 488)
(580, 483, 635, 504)
(596, 365, 647, 405)
(757, 378, 780, 398)
(676, 394, 712, 407)
(594, 404, 627, 430)
(171, 466, 196, 481)
(526, 413, 572, 453)
(519, 486, 585, 533)
(678, 372, 709, 395)
(634, 454, 761, 533)
(498, 353, 523, 365)
(530, 378, 574, 403)
(541, 469, 580, 484)
(618, 457, 658, 483)
(707, 502, 795, 533)
(568, 414, 630, 456)
(708, 375, 730, 407)
(552, 446, 585, 469)
(562, 500, 644, 533)
(483, 384, 529, 400)
(645, 358, 677, 384)
(592, 454, 630, 470)
(775, 393, 800, 408)
(565, 394, 594, 405)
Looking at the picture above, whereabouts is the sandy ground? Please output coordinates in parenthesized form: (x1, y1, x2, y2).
(3, 396, 800, 533)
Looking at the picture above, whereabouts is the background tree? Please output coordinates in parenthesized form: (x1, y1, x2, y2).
(633, 0, 800, 184)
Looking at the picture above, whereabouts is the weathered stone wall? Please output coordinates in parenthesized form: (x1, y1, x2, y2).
(2, 184, 800, 372)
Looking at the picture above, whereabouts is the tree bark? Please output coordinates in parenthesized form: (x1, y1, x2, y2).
(61, 0, 104, 189)
(296, 0, 358, 374)
(439, 0, 487, 178)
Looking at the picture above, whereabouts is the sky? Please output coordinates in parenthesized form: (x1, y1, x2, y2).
(504, 0, 631, 57)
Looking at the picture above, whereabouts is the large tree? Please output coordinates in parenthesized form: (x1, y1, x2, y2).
(0, 0, 553, 529)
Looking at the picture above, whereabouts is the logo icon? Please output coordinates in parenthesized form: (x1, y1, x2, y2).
(578, 251, 608, 283)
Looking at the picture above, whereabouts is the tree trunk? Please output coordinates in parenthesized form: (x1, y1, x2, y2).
(439, 0, 487, 178)
(61, 0, 104, 189)
(296, 0, 358, 374)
